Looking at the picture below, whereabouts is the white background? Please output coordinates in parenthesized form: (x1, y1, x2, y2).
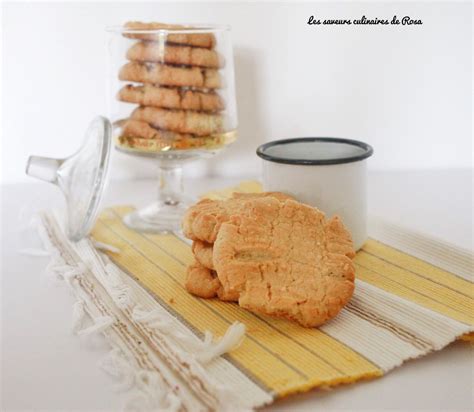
(1, 3, 473, 410)
(2, 1, 472, 184)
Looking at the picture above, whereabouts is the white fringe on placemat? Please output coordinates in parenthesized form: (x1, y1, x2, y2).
(30, 214, 201, 411)
(132, 307, 246, 364)
(99, 348, 137, 392)
(92, 239, 121, 254)
(73, 245, 257, 410)
(99, 348, 182, 411)
(125, 370, 182, 412)
(103, 263, 133, 310)
(71, 300, 87, 333)
(195, 322, 246, 364)
(31, 211, 270, 411)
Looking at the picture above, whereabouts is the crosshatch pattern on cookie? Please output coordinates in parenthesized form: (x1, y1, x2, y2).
(212, 197, 355, 327)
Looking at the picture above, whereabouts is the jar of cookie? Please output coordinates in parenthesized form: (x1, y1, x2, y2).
(106, 22, 237, 233)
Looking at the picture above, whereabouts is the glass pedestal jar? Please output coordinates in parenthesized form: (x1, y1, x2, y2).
(107, 22, 238, 233)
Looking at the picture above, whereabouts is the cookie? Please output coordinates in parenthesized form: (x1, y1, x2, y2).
(127, 41, 222, 68)
(121, 119, 193, 140)
(182, 192, 294, 243)
(123, 21, 215, 49)
(118, 120, 224, 150)
(117, 135, 218, 151)
(117, 125, 226, 152)
(185, 261, 221, 299)
(119, 62, 221, 89)
(118, 84, 225, 112)
(213, 197, 355, 328)
(131, 106, 223, 136)
(185, 261, 237, 301)
(192, 240, 214, 270)
(118, 119, 211, 149)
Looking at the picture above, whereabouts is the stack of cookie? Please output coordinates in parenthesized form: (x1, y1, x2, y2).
(182, 192, 357, 328)
(117, 21, 226, 151)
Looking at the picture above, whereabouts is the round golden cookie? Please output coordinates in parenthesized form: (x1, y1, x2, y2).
(117, 135, 212, 151)
(119, 62, 221, 89)
(185, 261, 237, 301)
(213, 197, 355, 328)
(118, 84, 225, 112)
(123, 21, 216, 49)
(192, 240, 214, 270)
(127, 41, 222, 68)
(121, 119, 193, 139)
(118, 120, 221, 151)
(131, 106, 223, 137)
(182, 192, 294, 243)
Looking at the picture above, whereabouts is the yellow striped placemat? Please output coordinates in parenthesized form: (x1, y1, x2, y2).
(85, 183, 473, 406)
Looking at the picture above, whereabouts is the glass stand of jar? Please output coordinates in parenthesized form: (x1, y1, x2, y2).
(116, 146, 222, 233)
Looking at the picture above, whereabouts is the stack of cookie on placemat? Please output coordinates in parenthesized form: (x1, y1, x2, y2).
(117, 21, 226, 151)
(182, 192, 356, 328)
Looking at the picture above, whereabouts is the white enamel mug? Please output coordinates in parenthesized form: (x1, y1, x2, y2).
(257, 138, 374, 250)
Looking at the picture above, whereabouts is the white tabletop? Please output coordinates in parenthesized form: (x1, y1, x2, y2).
(1, 170, 473, 411)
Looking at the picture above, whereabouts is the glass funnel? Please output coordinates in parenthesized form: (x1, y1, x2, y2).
(106, 22, 238, 233)
(26, 117, 112, 241)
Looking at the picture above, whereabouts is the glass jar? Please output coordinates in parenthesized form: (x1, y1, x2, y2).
(106, 22, 238, 233)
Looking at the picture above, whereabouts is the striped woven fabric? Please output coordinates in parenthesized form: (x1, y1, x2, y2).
(38, 182, 473, 410)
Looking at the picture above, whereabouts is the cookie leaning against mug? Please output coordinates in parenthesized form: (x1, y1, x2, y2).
(127, 42, 222, 68)
(118, 84, 225, 112)
(213, 197, 355, 328)
(131, 106, 224, 137)
(119, 62, 222, 89)
(123, 21, 216, 49)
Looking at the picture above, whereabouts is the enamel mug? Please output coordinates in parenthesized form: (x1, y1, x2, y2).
(257, 137, 374, 250)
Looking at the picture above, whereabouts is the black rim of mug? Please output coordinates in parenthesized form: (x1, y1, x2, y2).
(256, 137, 374, 165)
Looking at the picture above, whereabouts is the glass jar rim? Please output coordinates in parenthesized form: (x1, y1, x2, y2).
(106, 23, 231, 35)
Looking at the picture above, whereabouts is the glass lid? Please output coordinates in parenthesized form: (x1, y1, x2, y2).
(26, 116, 112, 241)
